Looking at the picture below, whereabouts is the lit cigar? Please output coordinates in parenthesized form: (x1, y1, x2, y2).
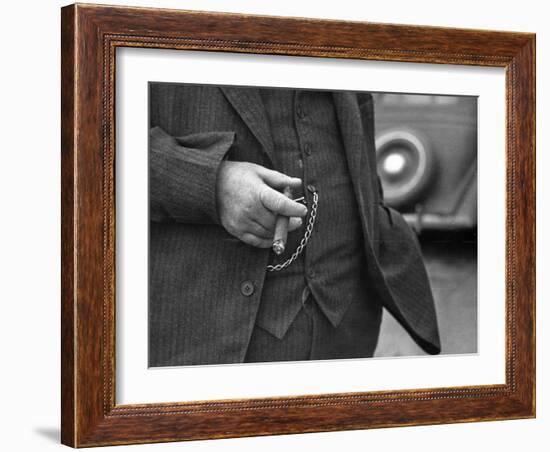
(272, 186, 293, 255)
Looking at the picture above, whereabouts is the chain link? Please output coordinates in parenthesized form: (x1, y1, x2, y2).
(267, 191, 318, 272)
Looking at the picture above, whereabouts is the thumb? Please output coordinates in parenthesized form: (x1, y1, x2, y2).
(259, 168, 302, 191)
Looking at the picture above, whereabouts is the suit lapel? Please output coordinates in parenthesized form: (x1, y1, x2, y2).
(332, 91, 375, 239)
(220, 86, 276, 166)
(220, 87, 375, 238)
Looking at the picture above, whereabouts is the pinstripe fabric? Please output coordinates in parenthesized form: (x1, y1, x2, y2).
(148, 84, 273, 366)
(245, 292, 381, 363)
(149, 127, 235, 223)
(333, 92, 440, 353)
(149, 223, 268, 366)
(148, 83, 440, 367)
(255, 89, 378, 349)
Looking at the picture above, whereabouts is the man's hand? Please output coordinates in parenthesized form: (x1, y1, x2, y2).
(216, 161, 307, 248)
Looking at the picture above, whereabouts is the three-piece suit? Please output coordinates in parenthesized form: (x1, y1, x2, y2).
(148, 83, 440, 366)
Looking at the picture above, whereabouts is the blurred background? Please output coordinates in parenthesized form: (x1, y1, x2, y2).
(372, 93, 478, 357)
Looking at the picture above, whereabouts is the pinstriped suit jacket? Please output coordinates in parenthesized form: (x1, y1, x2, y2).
(148, 83, 440, 366)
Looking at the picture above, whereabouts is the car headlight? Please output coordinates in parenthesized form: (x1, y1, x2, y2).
(375, 129, 436, 209)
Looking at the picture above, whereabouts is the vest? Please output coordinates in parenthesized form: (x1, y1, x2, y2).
(255, 88, 372, 339)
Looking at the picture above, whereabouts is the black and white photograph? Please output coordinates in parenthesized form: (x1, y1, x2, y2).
(148, 83, 477, 367)
(1, 0, 542, 449)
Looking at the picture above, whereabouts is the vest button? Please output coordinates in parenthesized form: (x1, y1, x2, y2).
(296, 106, 306, 119)
(240, 280, 255, 297)
(307, 184, 317, 193)
(304, 144, 312, 156)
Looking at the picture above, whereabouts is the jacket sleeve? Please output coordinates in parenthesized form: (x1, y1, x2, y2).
(149, 126, 235, 224)
(375, 179, 441, 354)
(358, 93, 441, 355)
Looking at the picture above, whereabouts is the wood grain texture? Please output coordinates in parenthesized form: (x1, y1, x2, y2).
(60, 3, 536, 447)
(60, 5, 76, 446)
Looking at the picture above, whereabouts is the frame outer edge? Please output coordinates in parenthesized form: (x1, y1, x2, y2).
(61, 4, 537, 446)
(61, 3, 77, 448)
(515, 35, 536, 416)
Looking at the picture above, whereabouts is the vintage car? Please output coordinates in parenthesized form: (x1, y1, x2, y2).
(373, 93, 477, 234)
(372, 93, 478, 357)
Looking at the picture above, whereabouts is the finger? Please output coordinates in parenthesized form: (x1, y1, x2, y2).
(246, 219, 274, 239)
(251, 205, 277, 231)
(240, 233, 272, 249)
(259, 168, 302, 190)
(288, 217, 303, 232)
(259, 187, 308, 217)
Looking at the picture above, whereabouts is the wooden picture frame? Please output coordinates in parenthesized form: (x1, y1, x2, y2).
(61, 3, 535, 447)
